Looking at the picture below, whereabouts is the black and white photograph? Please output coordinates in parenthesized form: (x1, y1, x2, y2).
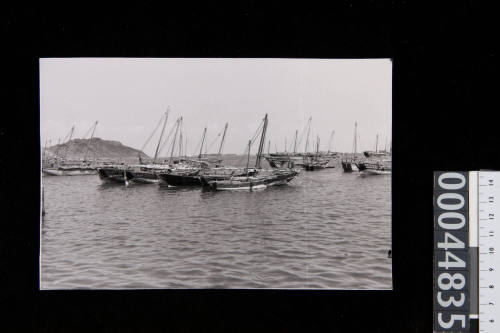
(40, 58, 392, 289)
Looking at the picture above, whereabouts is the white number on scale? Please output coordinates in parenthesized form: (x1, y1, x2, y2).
(438, 272, 466, 290)
(439, 251, 466, 269)
(437, 292, 465, 307)
(437, 193, 465, 211)
(438, 313, 466, 329)
(437, 232, 465, 250)
(438, 212, 466, 230)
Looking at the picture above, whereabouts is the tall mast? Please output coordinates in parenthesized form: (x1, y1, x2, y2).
(327, 130, 335, 154)
(178, 118, 183, 158)
(316, 135, 320, 158)
(375, 133, 379, 153)
(353, 122, 358, 154)
(246, 140, 252, 178)
(268, 140, 270, 156)
(153, 109, 169, 164)
(217, 122, 228, 161)
(284, 138, 287, 153)
(304, 117, 311, 153)
(83, 121, 98, 162)
(255, 114, 268, 168)
(169, 118, 181, 163)
(293, 129, 298, 154)
(198, 126, 207, 159)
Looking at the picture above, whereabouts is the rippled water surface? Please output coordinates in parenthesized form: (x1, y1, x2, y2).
(41, 162, 392, 289)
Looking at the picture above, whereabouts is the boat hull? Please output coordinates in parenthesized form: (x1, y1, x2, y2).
(97, 167, 158, 184)
(158, 172, 201, 186)
(42, 168, 97, 176)
(201, 170, 298, 191)
(361, 169, 391, 175)
(341, 161, 358, 172)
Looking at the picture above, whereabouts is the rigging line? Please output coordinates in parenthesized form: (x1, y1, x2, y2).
(80, 124, 94, 140)
(296, 117, 312, 151)
(234, 117, 266, 166)
(250, 121, 264, 145)
(141, 113, 166, 152)
(206, 132, 222, 153)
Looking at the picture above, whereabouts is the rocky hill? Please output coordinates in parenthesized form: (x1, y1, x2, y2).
(44, 138, 149, 161)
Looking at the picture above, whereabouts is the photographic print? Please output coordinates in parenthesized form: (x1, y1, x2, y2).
(40, 58, 392, 289)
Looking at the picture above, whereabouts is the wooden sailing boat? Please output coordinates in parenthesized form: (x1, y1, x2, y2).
(303, 135, 329, 171)
(201, 114, 299, 191)
(157, 122, 248, 186)
(97, 110, 170, 184)
(341, 122, 360, 172)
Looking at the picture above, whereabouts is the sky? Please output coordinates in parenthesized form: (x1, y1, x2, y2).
(40, 58, 392, 156)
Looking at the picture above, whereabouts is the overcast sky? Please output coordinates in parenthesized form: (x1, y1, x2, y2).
(40, 58, 391, 156)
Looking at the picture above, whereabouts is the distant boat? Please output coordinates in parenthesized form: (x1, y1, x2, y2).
(303, 136, 329, 171)
(43, 163, 98, 176)
(42, 122, 99, 176)
(265, 118, 335, 170)
(363, 134, 391, 158)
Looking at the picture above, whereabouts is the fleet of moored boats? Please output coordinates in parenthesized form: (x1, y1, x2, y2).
(42, 112, 391, 191)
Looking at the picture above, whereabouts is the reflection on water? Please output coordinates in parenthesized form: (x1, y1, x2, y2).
(41, 164, 391, 289)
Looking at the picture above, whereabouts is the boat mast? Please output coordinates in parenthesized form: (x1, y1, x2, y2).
(198, 126, 207, 159)
(255, 114, 268, 168)
(178, 118, 183, 159)
(169, 118, 181, 163)
(327, 130, 335, 154)
(62, 125, 75, 160)
(375, 133, 379, 153)
(353, 122, 358, 154)
(284, 138, 287, 153)
(293, 129, 298, 154)
(246, 140, 251, 178)
(304, 117, 311, 154)
(267, 140, 270, 156)
(184, 136, 188, 158)
(217, 123, 228, 161)
(316, 135, 320, 159)
(153, 110, 169, 164)
(83, 121, 98, 162)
